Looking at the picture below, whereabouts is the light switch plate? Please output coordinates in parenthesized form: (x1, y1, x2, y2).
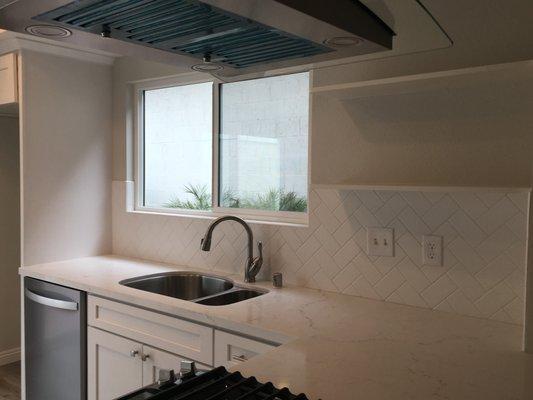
(422, 235, 442, 266)
(367, 227, 394, 257)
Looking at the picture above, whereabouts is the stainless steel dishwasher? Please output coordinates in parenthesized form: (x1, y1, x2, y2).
(24, 277, 87, 400)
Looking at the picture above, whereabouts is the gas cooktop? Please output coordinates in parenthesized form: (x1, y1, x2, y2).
(117, 362, 308, 400)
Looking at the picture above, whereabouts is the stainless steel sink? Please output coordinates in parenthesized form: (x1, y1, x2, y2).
(196, 289, 265, 306)
(119, 272, 234, 300)
(119, 272, 267, 305)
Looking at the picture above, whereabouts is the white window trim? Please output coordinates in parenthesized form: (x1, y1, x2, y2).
(132, 72, 310, 226)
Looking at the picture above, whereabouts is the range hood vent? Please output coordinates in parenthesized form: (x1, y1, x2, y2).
(27, 0, 394, 75)
(35, 0, 336, 69)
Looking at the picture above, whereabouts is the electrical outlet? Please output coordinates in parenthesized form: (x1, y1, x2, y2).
(422, 235, 442, 266)
(367, 227, 394, 257)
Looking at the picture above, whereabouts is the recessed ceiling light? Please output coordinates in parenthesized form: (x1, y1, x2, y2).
(191, 54, 223, 72)
(324, 36, 362, 47)
(25, 25, 72, 38)
(191, 63, 224, 72)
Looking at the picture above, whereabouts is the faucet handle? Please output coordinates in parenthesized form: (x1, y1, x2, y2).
(246, 242, 264, 283)
(253, 242, 263, 269)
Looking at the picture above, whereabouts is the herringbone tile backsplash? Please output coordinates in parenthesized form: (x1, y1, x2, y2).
(113, 181, 529, 325)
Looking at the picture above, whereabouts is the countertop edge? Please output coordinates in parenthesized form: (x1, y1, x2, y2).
(19, 266, 295, 345)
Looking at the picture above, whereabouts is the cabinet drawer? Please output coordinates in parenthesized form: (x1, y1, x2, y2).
(88, 296, 213, 365)
(214, 330, 276, 368)
(0, 53, 17, 105)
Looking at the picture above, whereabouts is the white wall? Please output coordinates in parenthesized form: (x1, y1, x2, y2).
(311, 78, 533, 187)
(0, 115, 20, 355)
(20, 50, 112, 266)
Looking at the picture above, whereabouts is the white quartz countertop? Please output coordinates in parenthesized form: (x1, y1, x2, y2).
(20, 255, 533, 400)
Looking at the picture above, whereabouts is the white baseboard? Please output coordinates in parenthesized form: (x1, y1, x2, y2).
(0, 347, 21, 366)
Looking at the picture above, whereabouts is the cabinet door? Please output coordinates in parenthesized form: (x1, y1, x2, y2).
(141, 346, 211, 386)
(214, 330, 276, 368)
(0, 53, 17, 105)
(87, 327, 143, 400)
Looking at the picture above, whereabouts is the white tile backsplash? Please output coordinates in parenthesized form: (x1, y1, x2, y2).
(112, 181, 530, 325)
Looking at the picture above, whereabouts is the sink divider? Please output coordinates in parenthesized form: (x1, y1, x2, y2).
(191, 286, 267, 304)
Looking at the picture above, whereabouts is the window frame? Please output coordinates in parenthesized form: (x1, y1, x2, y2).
(133, 72, 310, 226)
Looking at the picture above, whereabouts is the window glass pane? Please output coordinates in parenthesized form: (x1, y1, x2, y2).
(143, 82, 213, 210)
(219, 72, 309, 213)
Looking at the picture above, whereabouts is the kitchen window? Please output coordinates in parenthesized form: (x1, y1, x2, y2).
(135, 72, 310, 224)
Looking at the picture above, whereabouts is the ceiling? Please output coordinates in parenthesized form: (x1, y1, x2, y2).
(314, 0, 533, 86)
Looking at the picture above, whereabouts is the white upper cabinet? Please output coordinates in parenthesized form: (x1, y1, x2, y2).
(0, 53, 17, 106)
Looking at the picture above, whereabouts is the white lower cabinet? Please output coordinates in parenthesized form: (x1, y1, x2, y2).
(86, 296, 279, 399)
(87, 327, 143, 400)
(88, 328, 210, 400)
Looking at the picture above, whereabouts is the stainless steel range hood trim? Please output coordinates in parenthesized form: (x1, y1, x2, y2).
(199, 0, 394, 49)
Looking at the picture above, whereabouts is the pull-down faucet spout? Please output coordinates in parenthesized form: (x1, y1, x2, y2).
(201, 216, 263, 283)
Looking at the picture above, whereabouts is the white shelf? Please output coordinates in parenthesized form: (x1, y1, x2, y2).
(310, 183, 532, 193)
(311, 60, 533, 100)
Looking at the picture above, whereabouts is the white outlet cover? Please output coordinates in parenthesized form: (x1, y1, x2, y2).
(367, 227, 394, 257)
(422, 235, 442, 266)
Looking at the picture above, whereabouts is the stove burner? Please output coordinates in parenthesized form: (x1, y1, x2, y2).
(118, 365, 308, 400)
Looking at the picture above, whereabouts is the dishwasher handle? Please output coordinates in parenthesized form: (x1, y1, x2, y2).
(25, 288, 79, 311)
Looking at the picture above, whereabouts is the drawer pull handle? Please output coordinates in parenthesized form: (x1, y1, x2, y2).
(142, 354, 150, 361)
(130, 350, 139, 358)
(232, 354, 248, 362)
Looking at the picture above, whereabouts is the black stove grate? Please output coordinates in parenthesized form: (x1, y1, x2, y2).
(119, 366, 308, 400)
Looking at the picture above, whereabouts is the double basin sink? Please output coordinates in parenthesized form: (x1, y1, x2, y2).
(120, 272, 266, 306)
